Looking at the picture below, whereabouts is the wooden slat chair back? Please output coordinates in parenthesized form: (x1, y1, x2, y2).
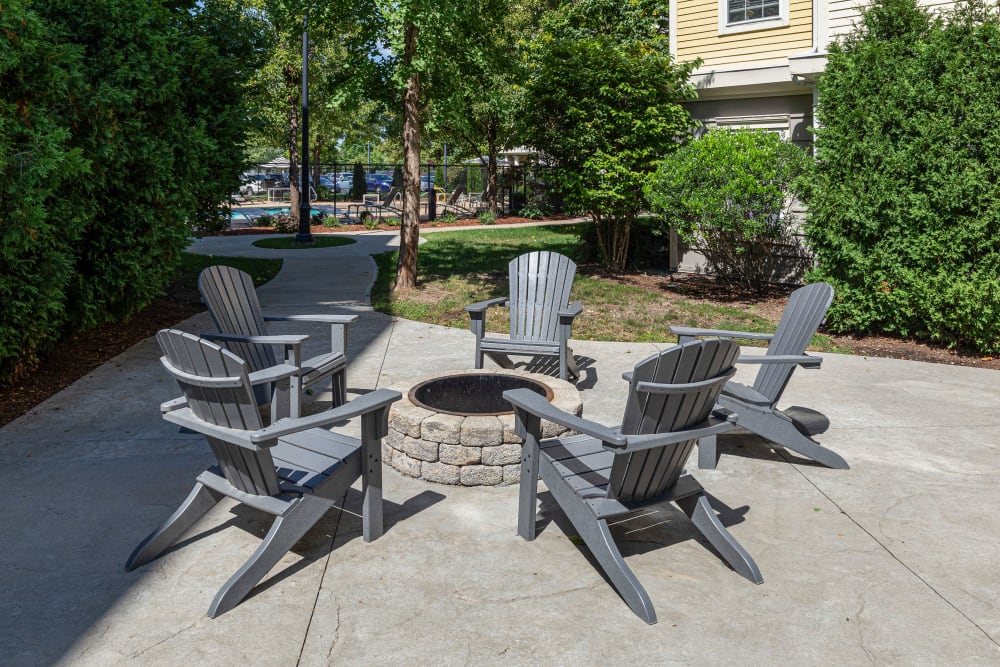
(156, 329, 280, 496)
(198, 265, 356, 416)
(509, 251, 576, 342)
(612, 339, 738, 502)
(466, 251, 583, 381)
(669, 282, 846, 469)
(198, 265, 278, 373)
(752, 282, 834, 404)
(127, 329, 400, 618)
(504, 339, 762, 624)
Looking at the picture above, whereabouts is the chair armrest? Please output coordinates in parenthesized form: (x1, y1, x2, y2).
(162, 408, 258, 448)
(557, 301, 583, 320)
(160, 395, 188, 413)
(248, 363, 300, 384)
(503, 388, 627, 447)
(669, 326, 774, 342)
(264, 314, 358, 325)
(247, 389, 403, 443)
(620, 415, 738, 453)
(736, 353, 822, 368)
(202, 332, 309, 346)
(465, 297, 508, 314)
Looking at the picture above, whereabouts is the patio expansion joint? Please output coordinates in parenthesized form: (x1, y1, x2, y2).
(373, 318, 399, 392)
(296, 502, 347, 666)
(294, 319, 397, 664)
(787, 457, 1000, 649)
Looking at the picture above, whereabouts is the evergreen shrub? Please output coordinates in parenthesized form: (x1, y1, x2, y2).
(646, 129, 811, 293)
(802, 0, 1000, 352)
(351, 163, 366, 200)
(0, 0, 262, 383)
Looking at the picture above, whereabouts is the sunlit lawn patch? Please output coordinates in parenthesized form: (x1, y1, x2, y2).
(371, 224, 842, 351)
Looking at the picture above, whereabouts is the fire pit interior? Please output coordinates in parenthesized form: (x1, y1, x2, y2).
(408, 373, 554, 416)
(385, 369, 582, 487)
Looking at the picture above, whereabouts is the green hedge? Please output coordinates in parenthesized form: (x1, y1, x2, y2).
(803, 0, 1000, 352)
(0, 1, 87, 379)
(0, 0, 263, 382)
(646, 129, 811, 293)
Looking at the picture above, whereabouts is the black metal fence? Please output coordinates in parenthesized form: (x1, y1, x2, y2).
(242, 161, 542, 219)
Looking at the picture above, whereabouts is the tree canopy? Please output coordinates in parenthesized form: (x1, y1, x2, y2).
(519, 0, 699, 271)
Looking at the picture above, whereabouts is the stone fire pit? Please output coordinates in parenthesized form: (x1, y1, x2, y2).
(384, 369, 582, 486)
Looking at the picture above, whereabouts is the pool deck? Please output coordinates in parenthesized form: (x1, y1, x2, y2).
(1, 228, 999, 665)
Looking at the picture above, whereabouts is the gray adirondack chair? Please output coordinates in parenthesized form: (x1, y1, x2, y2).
(465, 251, 582, 381)
(199, 265, 357, 417)
(503, 339, 763, 625)
(670, 282, 847, 469)
(126, 329, 400, 618)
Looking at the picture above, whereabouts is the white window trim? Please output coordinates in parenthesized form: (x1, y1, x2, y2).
(710, 114, 791, 139)
(718, 0, 790, 35)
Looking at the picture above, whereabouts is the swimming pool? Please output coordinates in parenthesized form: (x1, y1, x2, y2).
(231, 205, 346, 223)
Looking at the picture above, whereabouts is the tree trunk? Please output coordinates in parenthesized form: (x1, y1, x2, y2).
(486, 117, 498, 213)
(285, 63, 300, 223)
(592, 212, 631, 273)
(395, 22, 421, 291)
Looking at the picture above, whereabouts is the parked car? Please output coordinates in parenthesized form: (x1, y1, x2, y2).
(419, 173, 436, 191)
(240, 174, 268, 196)
(324, 172, 353, 193)
(365, 174, 393, 193)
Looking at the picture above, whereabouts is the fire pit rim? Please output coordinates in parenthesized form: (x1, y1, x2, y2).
(406, 371, 555, 417)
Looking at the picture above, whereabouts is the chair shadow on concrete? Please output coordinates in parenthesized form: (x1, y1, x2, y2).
(506, 354, 598, 389)
(704, 406, 833, 468)
(230, 488, 446, 603)
(534, 489, 754, 559)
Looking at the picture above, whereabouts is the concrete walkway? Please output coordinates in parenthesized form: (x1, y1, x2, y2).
(1, 229, 999, 666)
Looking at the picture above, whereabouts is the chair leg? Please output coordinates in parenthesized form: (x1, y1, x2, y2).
(208, 495, 332, 618)
(574, 517, 657, 624)
(698, 434, 718, 469)
(753, 411, 849, 469)
(676, 493, 763, 585)
(330, 368, 348, 409)
(517, 431, 541, 541)
(126, 481, 222, 571)
(560, 345, 580, 381)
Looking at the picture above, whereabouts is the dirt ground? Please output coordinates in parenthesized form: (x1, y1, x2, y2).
(2, 218, 996, 428)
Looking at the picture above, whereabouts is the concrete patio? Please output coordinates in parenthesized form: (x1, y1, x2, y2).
(2, 228, 998, 665)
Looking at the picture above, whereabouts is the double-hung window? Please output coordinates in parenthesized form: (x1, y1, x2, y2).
(718, 0, 788, 33)
(727, 0, 780, 23)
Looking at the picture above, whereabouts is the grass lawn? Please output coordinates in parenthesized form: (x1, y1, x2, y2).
(370, 224, 842, 351)
(178, 252, 282, 287)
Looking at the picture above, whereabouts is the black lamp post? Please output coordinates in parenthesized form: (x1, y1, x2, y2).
(296, 14, 313, 244)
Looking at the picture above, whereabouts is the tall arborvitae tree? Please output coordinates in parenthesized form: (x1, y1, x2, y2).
(0, 0, 263, 382)
(803, 0, 1000, 353)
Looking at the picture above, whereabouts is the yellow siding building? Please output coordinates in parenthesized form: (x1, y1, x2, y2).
(667, 0, 953, 273)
